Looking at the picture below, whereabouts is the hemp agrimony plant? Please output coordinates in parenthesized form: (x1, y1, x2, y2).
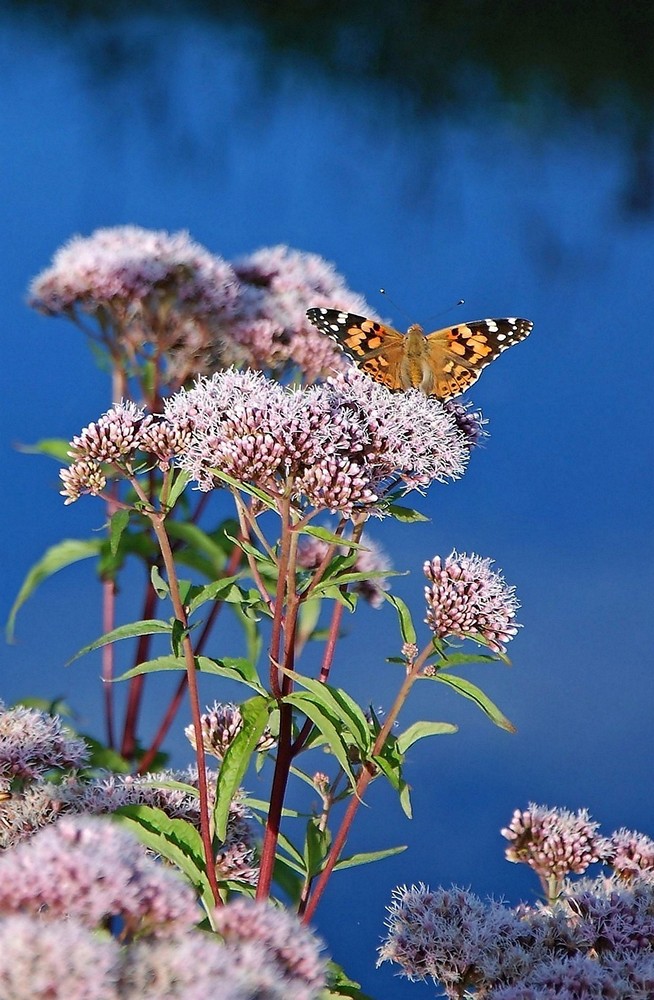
(6, 227, 523, 997)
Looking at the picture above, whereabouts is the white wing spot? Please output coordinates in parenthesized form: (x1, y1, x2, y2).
(507, 317, 517, 325)
(329, 323, 341, 332)
(484, 319, 499, 332)
(496, 332, 507, 341)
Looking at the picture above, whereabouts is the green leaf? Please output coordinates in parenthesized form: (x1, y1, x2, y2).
(297, 525, 367, 550)
(315, 585, 358, 611)
(165, 469, 191, 509)
(384, 503, 430, 523)
(113, 654, 265, 694)
(67, 620, 172, 665)
(284, 692, 358, 790)
(382, 593, 417, 645)
(214, 696, 272, 841)
(303, 817, 332, 878)
(281, 668, 371, 753)
(432, 673, 516, 733)
(311, 568, 402, 598)
(325, 961, 375, 1000)
(187, 576, 241, 616)
(18, 437, 71, 462)
(150, 565, 169, 598)
(332, 844, 407, 871)
(437, 651, 500, 668)
(210, 469, 278, 510)
(372, 752, 412, 819)
(109, 509, 130, 556)
(396, 720, 458, 753)
(6, 538, 101, 641)
(113, 804, 213, 912)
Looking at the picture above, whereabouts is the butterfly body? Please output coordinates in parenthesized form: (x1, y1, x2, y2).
(306, 307, 533, 401)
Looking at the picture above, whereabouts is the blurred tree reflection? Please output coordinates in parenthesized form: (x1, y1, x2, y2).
(6, 0, 654, 212)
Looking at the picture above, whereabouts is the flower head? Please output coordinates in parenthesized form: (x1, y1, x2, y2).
(0, 816, 200, 936)
(165, 368, 469, 517)
(0, 703, 88, 783)
(424, 551, 520, 652)
(502, 804, 602, 883)
(0, 915, 121, 1000)
(600, 828, 654, 880)
(29, 226, 237, 385)
(212, 898, 327, 998)
(185, 702, 275, 760)
(223, 245, 374, 381)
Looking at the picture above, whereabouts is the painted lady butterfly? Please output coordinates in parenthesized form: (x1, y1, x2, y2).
(306, 307, 533, 400)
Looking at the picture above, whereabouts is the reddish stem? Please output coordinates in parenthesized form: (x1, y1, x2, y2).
(120, 581, 159, 760)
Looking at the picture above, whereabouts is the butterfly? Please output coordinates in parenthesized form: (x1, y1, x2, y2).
(306, 307, 533, 400)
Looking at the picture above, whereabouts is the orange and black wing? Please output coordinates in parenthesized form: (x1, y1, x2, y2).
(425, 317, 533, 400)
(306, 308, 407, 391)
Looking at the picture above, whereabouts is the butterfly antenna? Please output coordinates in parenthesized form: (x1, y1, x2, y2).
(423, 299, 466, 326)
(378, 288, 413, 323)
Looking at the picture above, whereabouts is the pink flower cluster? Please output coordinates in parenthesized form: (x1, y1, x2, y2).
(296, 531, 392, 607)
(424, 551, 520, 653)
(0, 701, 88, 785)
(502, 804, 602, 883)
(165, 368, 469, 516)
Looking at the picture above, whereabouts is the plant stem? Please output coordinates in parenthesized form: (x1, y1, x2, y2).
(301, 641, 434, 924)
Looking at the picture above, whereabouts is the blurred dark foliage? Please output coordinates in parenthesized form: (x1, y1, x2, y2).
(5, 0, 654, 213)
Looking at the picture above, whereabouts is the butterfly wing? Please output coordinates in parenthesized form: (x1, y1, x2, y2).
(306, 308, 407, 390)
(425, 318, 533, 400)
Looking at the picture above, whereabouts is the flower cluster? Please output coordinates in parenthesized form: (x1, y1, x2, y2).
(0, 764, 258, 884)
(601, 828, 654, 880)
(184, 702, 275, 761)
(502, 804, 602, 885)
(225, 244, 374, 380)
(296, 532, 392, 607)
(424, 551, 520, 653)
(29, 226, 238, 386)
(213, 898, 327, 998)
(0, 702, 88, 786)
(0, 816, 200, 937)
(379, 876, 654, 999)
(165, 368, 469, 516)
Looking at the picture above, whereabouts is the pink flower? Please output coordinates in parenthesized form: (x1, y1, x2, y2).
(502, 804, 601, 882)
(0, 702, 88, 782)
(424, 551, 520, 652)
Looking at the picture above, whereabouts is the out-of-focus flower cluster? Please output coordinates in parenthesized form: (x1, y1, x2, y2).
(424, 550, 520, 653)
(60, 369, 472, 513)
(296, 531, 392, 607)
(0, 819, 326, 999)
(0, 702, 327, 997)
(29, 229, 378, 388)
(0, 700, 88, 792)
(29, 226, 239, 386)
(0, 706, 258, 885)
(379, 805, 654, 998)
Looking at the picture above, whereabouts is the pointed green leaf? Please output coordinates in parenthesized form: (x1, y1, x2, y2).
(165, 469, 191, 509)
(384, 503, 430, 523)
(433, 673, 516, 733)
(325, 961, 375, 1000)
(187, 576, 241, 615)
(210, 469, 278, 509)
(109, 510, 130, 556)
(214, 696, 272, 841)
(166, 520, 230, 572)
(438, 651, 500, 668)
(332, 843, 407, 871)
(281, 668, 371, 752)
(303, 817, 332, 878)
(67, 620, 172, 665)
(297, 525, 367, 550)
(382, 593, 417, 645)
(311, 568, 402, 598)
(6, 538, 101, 640)
(18, 437, 71, 462)
(284, 692, 358, 789)
(150, 565, 169, 598)
(397, 720, 458, 753)
(113, 654, 264, 694)
(372, 753, 412, 818)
